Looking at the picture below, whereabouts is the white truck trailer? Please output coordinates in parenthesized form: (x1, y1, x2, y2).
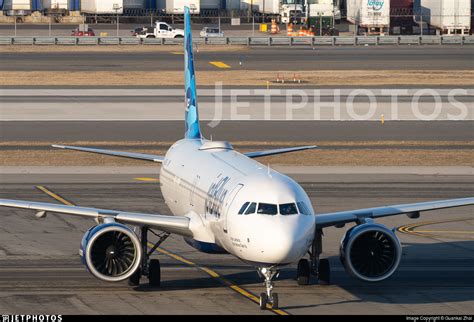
(81, 0, 124, 14)
(164, 0, 200, 14)
(347, 0, 390, 35)
(421, 0, 471, 35)
(241, 0, 304, 23)
(2, 0, 30, 15)
(281, 0, 304, 24)
(240, 0, 280, 14)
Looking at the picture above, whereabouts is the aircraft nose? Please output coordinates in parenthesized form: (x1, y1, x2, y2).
(255, 215, 315, 264)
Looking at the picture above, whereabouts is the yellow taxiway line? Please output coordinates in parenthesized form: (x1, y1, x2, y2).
(35, 185, 288, 315)
(209, 61, 231, 69)
(134, 177, 160, 182)
(397, 218, 474, 239)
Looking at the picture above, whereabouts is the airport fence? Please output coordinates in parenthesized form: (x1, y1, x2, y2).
(1, 35, 473, 46)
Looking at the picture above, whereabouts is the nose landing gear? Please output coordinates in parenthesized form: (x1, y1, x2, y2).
(258, 267, 279, 310)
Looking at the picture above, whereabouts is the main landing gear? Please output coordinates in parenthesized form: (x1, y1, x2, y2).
(258, 267, 280, 310)
(297, 228, 331, 286)
(128, 226, 170, 287)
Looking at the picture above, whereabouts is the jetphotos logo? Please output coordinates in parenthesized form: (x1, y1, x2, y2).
(368, 0, 384, 11)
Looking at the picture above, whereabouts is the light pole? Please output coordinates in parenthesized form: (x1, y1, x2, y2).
(113, 3, 122, 37)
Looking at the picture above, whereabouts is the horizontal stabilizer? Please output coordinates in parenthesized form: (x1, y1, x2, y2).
(53, 145, 164, 163)
(244, 145, 317, 159)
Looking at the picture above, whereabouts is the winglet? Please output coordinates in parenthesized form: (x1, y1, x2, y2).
(184, 6, 201, 140)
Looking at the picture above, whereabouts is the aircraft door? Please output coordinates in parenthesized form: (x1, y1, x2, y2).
(223, 184, 244, 233)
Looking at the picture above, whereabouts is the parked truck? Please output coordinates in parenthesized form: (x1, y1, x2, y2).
(164, 0, 200, 14)
(420, 0, 471, 35)
(81, 0, 124, 14)
(2, 0, 30, 15)
(306, 0, 339, 35)
(281, 0, 304, 24)
(136, 21, 185, 38)
(346, 0, 390, 35)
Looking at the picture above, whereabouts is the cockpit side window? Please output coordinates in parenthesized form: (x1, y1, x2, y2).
(257, 203, 278, 215)
(244, 202, 256, 215)
(279, 203, 298, 215)
(238, 202, 250, 215)
(297, 201, 312, 215)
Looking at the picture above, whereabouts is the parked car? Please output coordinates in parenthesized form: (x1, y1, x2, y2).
(72, 27, 95, 37)
(136, 22, 184, 39)
(200, 27, 224, 37)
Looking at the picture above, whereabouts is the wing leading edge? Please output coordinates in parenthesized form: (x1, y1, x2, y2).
(52, 145, 164, 163)
(315, 197, 474, 229)
(0, 199, 191, 236)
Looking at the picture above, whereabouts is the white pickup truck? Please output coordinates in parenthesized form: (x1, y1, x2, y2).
(136, 22, 185, 39)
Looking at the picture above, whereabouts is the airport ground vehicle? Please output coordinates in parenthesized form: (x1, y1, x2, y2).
(1, 6, 473, 311)
(200, 26, 224, 37)
(136, 21, 184, 38)
(71, 25, 95, 36)
(347, 0, 390, 35)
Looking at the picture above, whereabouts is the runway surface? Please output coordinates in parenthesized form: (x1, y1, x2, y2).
(1, 120, 473, 142)
(2, 46, 473, 71)
(0, 172, 473, 314)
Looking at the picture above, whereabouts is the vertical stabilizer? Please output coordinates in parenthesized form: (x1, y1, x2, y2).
(184, 6, 201, 139)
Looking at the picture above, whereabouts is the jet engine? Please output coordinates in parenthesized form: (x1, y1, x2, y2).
(80, 223, 142, 282)
(340, 223, 401, 282)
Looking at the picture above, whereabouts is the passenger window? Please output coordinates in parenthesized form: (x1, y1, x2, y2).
(257, 203, 278, 215)
(279, 203, 298, 215)
(238, 202, 250, 215)
(244, 202, 256, 215)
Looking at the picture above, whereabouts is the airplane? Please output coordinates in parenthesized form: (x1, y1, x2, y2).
(1, 6, 473, 311)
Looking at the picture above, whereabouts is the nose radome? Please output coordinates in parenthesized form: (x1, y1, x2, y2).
(256, 217, 314, 264)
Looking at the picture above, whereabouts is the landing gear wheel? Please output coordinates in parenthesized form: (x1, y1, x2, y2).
(148, 259, 161, 287)
(318, 258, 330, 285)
(259, 292, 268, 310)
(128, 267, 141, 286)
(297, 259, 310, 285)
(271, 293, 279, 309)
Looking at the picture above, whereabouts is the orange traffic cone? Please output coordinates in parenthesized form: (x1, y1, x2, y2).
(271, 19, 278, 34)
(287, 23, 293, 36)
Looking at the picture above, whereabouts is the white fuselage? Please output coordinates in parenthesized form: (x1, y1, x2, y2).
(160, 138, 316, 267)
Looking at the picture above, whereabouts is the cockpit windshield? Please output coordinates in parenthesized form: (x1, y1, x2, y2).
(257, 203, 278, 215)
(238, 201, 308, 215)
(279, 203, 298, 215)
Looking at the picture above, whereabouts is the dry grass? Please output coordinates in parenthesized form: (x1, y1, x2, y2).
(2, 70, 473, 86)
(1, 141, 472, 166)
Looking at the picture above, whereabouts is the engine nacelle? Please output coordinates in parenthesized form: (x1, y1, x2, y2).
(340, 223, 401, 282)
(80, 223, 142, 282)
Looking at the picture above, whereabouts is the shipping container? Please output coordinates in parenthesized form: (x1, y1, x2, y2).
(2, 0, 30, 10)
(43, 0, 68, 9)
(240, 0, 279, 15)
(69, 0, 80, 10)
(347, 0, 390, 34)
(123, 0, 145, 8)
(421, 0, 471, 35)
(165, 0, 200, 14)
(81, 0, 124, 14)
(31, 0, 42, 10)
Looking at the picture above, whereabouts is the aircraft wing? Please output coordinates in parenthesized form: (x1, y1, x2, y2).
(0, 199, 191, 236)
(244, 145, 317, 158)
(52, 145, 164, 163)
(315, 197, 474, 229)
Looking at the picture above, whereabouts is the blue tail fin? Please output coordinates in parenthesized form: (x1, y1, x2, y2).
(184, 6, 201, 139)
